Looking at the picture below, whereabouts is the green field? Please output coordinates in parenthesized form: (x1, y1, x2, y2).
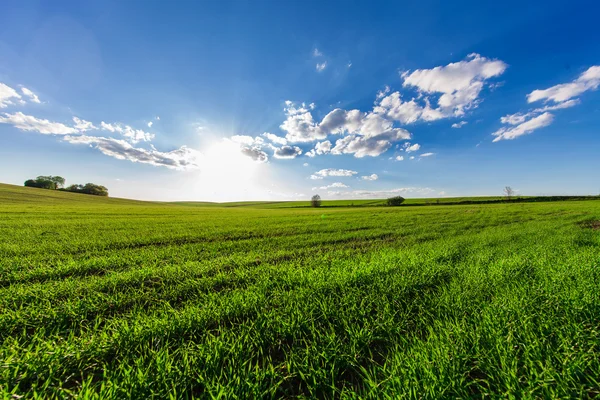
(1, 183, 600, 398)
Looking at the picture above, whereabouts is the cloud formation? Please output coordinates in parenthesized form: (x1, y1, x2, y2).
(100, 121, 154, 143)
(21, 87, 41, 104)
(492, 112, 554, 142)
(375, 54, 506, 124)
(273, 145, 302, 159)
(361, 174, 378, 181)
(310, 168, 358, 180)
(0, 112, 79, 134)
(493, 65, 598, 142)
(527, 66, 600, 103)
(64, 135, 202, 170)
(451, 121, 468, 128)
(0, 83, 22, 108)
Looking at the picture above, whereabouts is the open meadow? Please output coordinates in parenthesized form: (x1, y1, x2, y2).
(1, 183, 600, 398)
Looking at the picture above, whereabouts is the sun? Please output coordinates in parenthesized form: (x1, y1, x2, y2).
(197, 140, 262, 198)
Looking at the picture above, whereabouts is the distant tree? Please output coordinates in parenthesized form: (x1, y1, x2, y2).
(24, 177, 56, 189)
(311, 194, 322, 207)
(387, 196, 405, 206)
(504, 186, 515, 201)
(66, 183, 109, 196)
(24, 175, 65, 189)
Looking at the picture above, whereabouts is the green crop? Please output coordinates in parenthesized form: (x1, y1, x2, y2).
(1, 183, 599, 398)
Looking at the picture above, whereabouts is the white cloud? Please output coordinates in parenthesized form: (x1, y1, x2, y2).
(240, 146, 268, 163)
(347, 62, 352, 68)
(100, 121, 154, 143)
(147, 121, 153, 128)
(361, 174, 378, 181)
(403, 142, 420, 153)
(493, 67, 598, 142)
(331, 135, 393, 158)
(401, 53, 507, 118)
(72, 117, 96, 131)
(527, 66, 600, 104)
(451, 121, 468, 128)
(395, 155, 404, 161)
(273, 145, 302, 159)
(420, 152, 435, 157)
(0, 112, 79, 134)
(316, 62, 327, 72)
(303, 163, 309, 167)
(20, 87, 41, 104)
(306, 140, 332, 158)
(313, 48, 323, 57)
(261, 132, 287, 145)
(409, 156, 415, 160)
(156, 116, 160, 120)
(64, 135, 202, 170)
(310, 168, 357, 180)
(230, 135, 264, 146)
(374, 92, 429, 124)
(376, 85, 391, 100)
(0, 83, 21, 108)
(314, 182, 349, 190)
(492, 112, 554, 142)
(280, 101, 325, 143)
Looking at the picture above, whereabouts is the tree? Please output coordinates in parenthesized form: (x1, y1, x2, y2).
(311, 194, 322, 207)
(66, 183, 109, 196)
(387, 196, 405, 206)
(24, 175, 65, 189)
(24, 177, 55, 189)
(503, 186, 515, 201)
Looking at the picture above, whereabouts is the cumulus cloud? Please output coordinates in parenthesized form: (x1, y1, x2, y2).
(313, 48, 323, 57)
(310, 168, 357, 180)
(261, 132, 287, 145)
(280, 101, 325, 143)
(527, 66, 600, 104)
(492, 112, 554, 142)
(273, 145, 302, 159)
(361, 174, 378, 181)
(0, 112, 79, 134)
(316, 62, 327, 72)
(0, 83, 21, 108)
(306, 140, 332, 157)
(375, 53, 506, 124)
(451, 121, 468, 128)
(147, 121, 153, 128)
(395, 155, 404, 161)
(420, 152, 435, 157)
(64, 135, 202, 170)
(240, 146, 268, 163)
(402, 53, 507, 117)
(403, 142, 421, 153)
(100, 121, 154, 143)
(20, 87, 41, 103)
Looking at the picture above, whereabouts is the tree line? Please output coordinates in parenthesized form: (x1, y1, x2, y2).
(24, 176, 108, 196)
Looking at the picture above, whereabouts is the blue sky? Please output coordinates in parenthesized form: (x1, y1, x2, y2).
(1, 0, 599, 201)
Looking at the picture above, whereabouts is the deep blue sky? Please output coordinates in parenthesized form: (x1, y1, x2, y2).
(1, 0, 599, 201)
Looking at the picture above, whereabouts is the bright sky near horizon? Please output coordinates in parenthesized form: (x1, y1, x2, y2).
(1, 0, 599, 201)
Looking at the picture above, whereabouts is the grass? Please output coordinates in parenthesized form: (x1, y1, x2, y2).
(1, 183, 599, 398)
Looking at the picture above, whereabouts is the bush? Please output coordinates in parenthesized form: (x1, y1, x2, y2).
(311, 194, 322, 207)
(387, 196, 405, 206)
